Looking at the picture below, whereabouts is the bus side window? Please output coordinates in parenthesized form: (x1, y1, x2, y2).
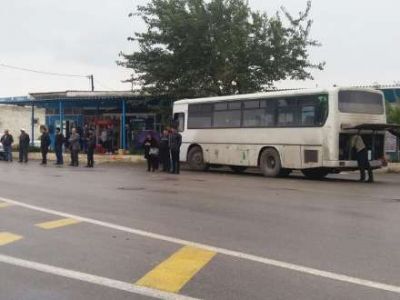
(174, 113, 185, 132)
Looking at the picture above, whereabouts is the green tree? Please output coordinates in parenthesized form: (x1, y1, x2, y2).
(387, 103, 400, 124)
(119, 0, 324, 99)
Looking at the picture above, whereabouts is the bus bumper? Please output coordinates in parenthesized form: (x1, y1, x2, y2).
(323, 160, 382, 169)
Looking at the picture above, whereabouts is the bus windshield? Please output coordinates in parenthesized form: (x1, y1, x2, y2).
(338, 91, 384, 114)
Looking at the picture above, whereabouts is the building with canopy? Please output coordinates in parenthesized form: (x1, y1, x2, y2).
(0, 91, 172, 151)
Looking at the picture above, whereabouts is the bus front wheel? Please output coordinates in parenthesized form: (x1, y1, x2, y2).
(188, 146, 208, 171)
(259, 148, 282, 177)
(301, 168, 329, 180)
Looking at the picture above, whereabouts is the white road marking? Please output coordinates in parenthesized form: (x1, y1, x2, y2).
(0, 253, 198, 300)
(1, 196, 400, 295)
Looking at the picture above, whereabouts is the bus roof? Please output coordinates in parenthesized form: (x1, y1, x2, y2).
(174, 87, 382, 105)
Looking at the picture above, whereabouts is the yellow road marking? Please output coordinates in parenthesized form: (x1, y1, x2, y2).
(136, 246, 216, 293)
(0, 202, 11, 208)
(0, 232, 23, 246)
(36, 218, 81, 230)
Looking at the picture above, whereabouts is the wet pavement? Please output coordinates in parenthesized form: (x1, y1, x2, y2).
(0, 162, 399, 299)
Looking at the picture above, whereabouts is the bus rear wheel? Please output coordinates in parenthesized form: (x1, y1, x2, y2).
(301, 168, 329, 180)
(188, 146, 208, 171)
(230, 166, 247, 173)
(259, 148, 283, 177)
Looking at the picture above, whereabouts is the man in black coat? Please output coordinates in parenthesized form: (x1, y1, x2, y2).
(18, 129, 30, 163)
(159, 129, 171, 172)
(40, 126, 51, 165)
(169, 128, 182, 174)
(86, 130, 96, 168)
(54, 128, 65, 165)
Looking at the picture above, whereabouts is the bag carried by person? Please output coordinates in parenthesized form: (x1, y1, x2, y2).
(149, 147, 159, 156)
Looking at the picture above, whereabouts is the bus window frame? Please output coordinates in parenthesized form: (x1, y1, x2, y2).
(186, 93, 329, 129)
(338, 90, 384, 115)
(212, 101, 242, 128)
(173, 112, 185, 132)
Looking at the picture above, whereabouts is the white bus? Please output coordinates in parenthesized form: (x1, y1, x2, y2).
(172, 88, 393, 179)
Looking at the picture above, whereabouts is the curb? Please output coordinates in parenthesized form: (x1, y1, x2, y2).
(11, 152, 145, 165)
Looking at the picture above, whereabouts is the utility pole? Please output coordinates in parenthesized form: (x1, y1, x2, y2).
(88, 74, 95, 91)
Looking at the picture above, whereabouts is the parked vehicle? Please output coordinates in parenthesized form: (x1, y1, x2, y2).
(173, 88, 400, 179)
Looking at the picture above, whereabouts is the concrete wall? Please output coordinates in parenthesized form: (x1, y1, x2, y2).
(0, 105, 46, 144)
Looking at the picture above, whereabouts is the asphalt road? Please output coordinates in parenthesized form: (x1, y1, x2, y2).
(0, 161, 400, 300)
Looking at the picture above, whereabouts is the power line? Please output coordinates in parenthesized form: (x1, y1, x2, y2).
(0, 62, 88, 78)
(0, 62, 120, 92)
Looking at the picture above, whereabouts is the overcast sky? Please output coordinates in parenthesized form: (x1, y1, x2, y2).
(0, 0, 399, 97)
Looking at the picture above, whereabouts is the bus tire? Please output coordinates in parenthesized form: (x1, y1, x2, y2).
(230, 166, 247, 173)
(301, 168, 329, 180)
(259, 148, 282, 177)
(188, 146, 208, 171)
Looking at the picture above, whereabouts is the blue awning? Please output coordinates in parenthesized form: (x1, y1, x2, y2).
(380, 88, 400, 103)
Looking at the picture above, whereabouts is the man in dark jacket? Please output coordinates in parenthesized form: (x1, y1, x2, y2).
(86, 130, 96, 168)
(69, 128, 81, 167)
(143, 134, 159, 172)
(1, 130, 14, 162)
(169, 128, 182, 174)
(54, 128, 65, 165)
(40, 126, 51, 165)
(159, 129, 170, 172)
(18, 129, 30, 163)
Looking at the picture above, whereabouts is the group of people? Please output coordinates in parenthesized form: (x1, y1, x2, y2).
(143, 127, 182, 174)
(0, 124, 181, 173)
(0, 125, 96, 168)
(1, 128, 30, 163)
(0, 124, 375, 181)
(46, 126, 97, 167)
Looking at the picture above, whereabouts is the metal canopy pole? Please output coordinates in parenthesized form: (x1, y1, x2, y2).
(371, 130, 376, 160)
(397, 136, 400, 162)
(59, 101, 64, 133)
(31, 103, 35, 146)
(121, 100, 127, 150)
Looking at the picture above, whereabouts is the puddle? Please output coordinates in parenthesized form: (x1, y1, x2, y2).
(190, 178, 206, 182)
(151, 189, 179, 194)
(154, 177, 179, 182)
(117, 187, 146, 191)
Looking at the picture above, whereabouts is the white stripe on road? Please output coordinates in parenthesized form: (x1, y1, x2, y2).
(0, 253, 198, 300)
(1, 197, 400, 295)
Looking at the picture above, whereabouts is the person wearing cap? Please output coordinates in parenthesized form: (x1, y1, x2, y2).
(1, 129, 14, 162)
(18, 128, 30, 163)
